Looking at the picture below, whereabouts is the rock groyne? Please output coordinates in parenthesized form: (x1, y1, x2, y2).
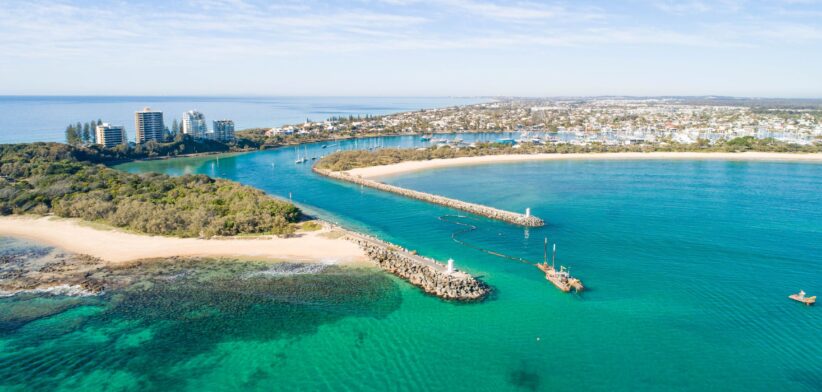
(314, 168, 545, 227)
(346, 233, 490, 301)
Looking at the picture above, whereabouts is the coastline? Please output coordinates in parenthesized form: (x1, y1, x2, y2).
(0, 215, 491, 301)
(0, 215, 367, 265)
(346, 151, 822, 179)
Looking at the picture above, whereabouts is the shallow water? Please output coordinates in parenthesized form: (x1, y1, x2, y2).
(2, 135, 820, 391)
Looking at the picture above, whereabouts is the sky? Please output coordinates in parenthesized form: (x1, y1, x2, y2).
(0, 0, 821, 97)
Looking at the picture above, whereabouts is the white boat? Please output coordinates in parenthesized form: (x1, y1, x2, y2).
(789, 290, 816, 305)
(294, 146, 308, 164)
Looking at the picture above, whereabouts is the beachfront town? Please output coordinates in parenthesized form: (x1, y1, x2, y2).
(268, 98, 822, 146)
(70, 108, 236, 148)
(74, 98, 822, 149)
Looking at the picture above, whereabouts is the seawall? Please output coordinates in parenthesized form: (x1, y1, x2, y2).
(314, 167, 545, 227)
(346, 233, 490, 301)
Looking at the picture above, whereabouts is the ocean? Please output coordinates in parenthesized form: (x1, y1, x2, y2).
(1, 133, 819, 391)
(0, 96, 485, 144)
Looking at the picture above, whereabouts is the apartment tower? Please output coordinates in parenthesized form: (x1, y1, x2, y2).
(182, 110, 208, 139)
(95, 123, 127, 148)
(135, 107, 165, 143)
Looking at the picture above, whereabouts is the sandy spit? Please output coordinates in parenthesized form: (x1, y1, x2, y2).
(0, 216, 367, 265)
(346, 152, 822, 179)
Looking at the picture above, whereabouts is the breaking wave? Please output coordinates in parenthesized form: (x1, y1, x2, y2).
(0, 284, 100, 298)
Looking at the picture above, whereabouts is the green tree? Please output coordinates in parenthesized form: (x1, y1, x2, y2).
(82, 123, 91, 144)
(65, 125, 80, 145)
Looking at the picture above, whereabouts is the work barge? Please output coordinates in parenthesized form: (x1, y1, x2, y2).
(313, 168, 545, 227)
(346, 232, 490, 301)
(537, 240, 584, 293)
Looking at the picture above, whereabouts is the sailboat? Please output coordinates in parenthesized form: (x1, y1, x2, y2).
(294, 147, 307, 164)
(536, 239, 584, 293)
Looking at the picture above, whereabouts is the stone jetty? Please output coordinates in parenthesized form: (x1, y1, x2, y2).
(314, 167, 545, 227)
(346, 232, 490, 301)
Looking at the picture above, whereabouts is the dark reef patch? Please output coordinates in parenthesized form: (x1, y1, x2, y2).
(0, 255, 402, 391)
(508, 363, 541, 391)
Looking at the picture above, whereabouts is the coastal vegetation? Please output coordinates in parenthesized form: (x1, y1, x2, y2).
(66, 130, 263, 162)
(316, 137, 822, 171)
(0, 143, 300, 237)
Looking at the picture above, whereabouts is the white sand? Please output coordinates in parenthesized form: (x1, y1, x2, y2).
(0, 216, 367, 265)
(346, 152, 822, 179)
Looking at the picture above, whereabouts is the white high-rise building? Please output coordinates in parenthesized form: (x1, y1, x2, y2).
(212, 120, 235, 142)
(182, 110, 208, 139)
(95, 123, 127, 148)
(134, 107, 165, 143)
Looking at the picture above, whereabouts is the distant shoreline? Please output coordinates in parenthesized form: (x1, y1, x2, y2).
(0, 216, 367, 265)
(346, 152, 822, 179)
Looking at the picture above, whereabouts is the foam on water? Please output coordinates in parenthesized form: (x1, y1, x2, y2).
(0, 284, 100, 298)
(244, 262, 330, 278)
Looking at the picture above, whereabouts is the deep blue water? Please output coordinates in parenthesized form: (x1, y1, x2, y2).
(0, 96, 485, 143)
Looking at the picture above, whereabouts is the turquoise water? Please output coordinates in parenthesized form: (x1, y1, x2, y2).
(2, 135, 820, 391)
(0, 96, 485, 143)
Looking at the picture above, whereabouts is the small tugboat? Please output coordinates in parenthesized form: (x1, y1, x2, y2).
(789, 290, 816, 306)
(536, 239, 584, 293)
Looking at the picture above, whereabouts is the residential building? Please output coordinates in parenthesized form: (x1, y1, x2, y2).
(212, 120, 235, 142)
(135, 107, 165, 143)
(182, 110, 208, 139)
(95, 123, 127, 148)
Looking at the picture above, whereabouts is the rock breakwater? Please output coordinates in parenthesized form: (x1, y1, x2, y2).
(347, 233, 490, 301)
(314, 168, 545, 227)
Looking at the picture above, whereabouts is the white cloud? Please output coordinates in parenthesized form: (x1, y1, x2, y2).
(0, 1, 820, 64)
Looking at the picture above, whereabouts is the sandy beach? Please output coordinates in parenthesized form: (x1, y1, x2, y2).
(0, 216, 367, 265)
(346, 152, 822, 179)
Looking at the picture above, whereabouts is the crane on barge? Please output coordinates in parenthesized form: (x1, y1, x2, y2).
(438, 215, 584, 294)
(537, 238, 584, 293)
